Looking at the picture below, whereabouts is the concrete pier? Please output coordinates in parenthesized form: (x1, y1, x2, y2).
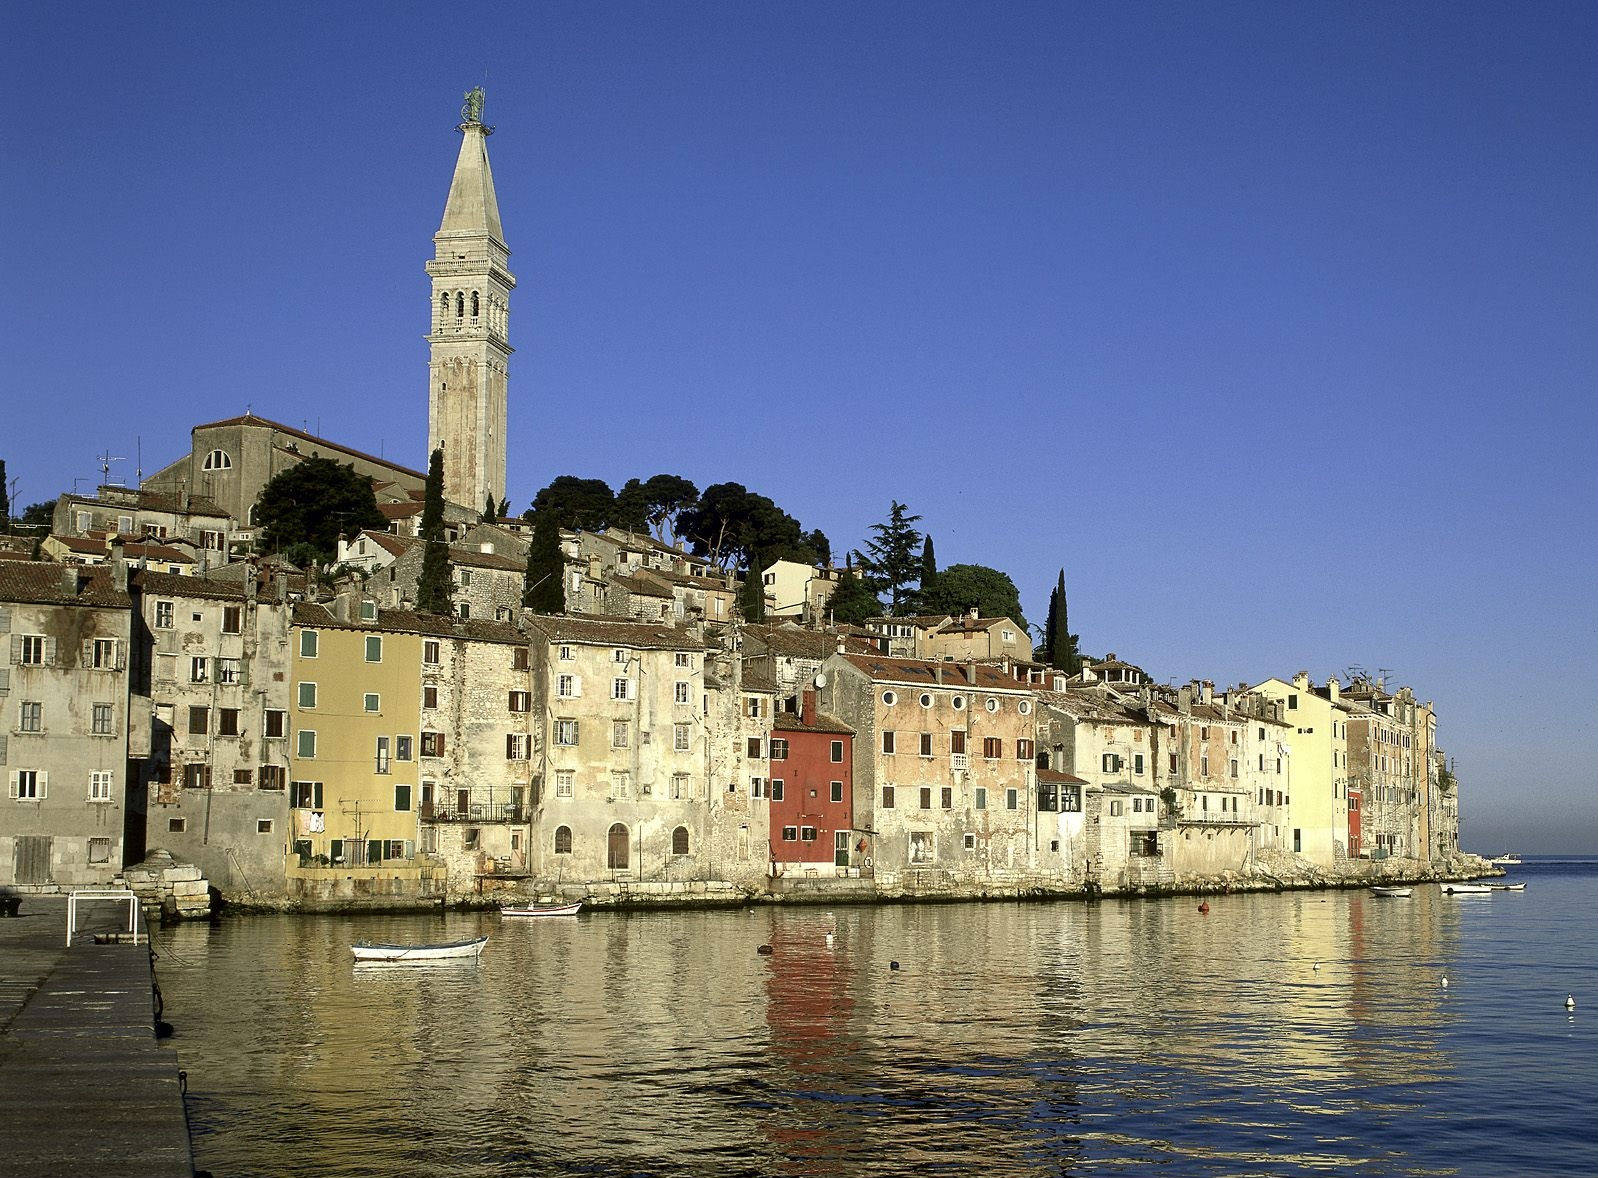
(0, 897, 194, 1177)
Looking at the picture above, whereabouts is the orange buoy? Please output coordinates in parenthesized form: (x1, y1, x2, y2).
(1198, 901, 1210, 914)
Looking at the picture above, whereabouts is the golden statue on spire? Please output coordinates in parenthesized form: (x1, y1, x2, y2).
(461, 86, 486, 126)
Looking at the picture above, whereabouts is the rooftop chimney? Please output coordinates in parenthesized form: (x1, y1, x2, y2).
(801, 687, 817, 725)
(1292, 670, 1309, 691)
(1327, 678, 1341, 703)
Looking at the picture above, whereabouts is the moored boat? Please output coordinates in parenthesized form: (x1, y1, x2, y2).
(1488, 882, 1527, 891)
(1370, 886, 1412, 897)
(1489, 854, 1521, 865)
(500, 902, 583, 918)
(350, 935, 488, 962)
(1441, 883, 1492, 895)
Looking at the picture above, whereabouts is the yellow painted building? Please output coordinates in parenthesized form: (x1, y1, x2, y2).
(286, 598, 431, 896)
(1246, 674, 1348, 868)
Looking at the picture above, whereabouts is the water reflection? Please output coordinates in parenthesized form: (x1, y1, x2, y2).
(154, 874, 1595, 1178)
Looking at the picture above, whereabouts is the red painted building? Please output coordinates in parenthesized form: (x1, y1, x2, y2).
(1347, 787, 1362, 858)
(768, 689, 855, 872)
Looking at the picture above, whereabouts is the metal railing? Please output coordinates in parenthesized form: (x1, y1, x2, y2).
(66, 889, 141, 946)
(421, 802, 525, 824)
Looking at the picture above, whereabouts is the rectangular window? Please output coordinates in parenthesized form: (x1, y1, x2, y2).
(770, 778, 785, 801)
(167, 817, 185, 833)
(506, 734, 531, 760)
(920, 732, 934, 757)
(554, 719, 579, 746)
(299, 630, 318, 658)
(394, 784, 412, 811)
(881, 785, 895, 809)
(265, 710, 288, 739)
(750, 776, 765, 799)
(557, 674, 579, 698)
(950, 730, 966, 755)
(512, 646, 530, 671)
(257, 819, 274, 834)
(1133, 753, 1144, 775)
(19, 701, 42, 732)
(975, 786, 987, 810)
(800, 826, 817, 842)
(831, 780, 843, 803)
(90, 638, 119, 669)
(1006, 788, 1019, 810)
(941, 786, 953, 810)
(88, 836, 111, 863)
(612, 721, 630, 748)
(782, 825, 798, 842)
(555, 770, 574, 798)
(1200, 726, 1210, 740)
(10, 769, 45, 799)
(919, 786, 932, 810)
(770, 738, 789, 761)
(296, 730, 316, 758)
(1230, 759, 1238, 778)
(154, 601, 174, 629)
(222, 605, 242, 634)
(509, 690, 531, 713)
(674, 681, 691, 704)
(983, 736, 1002, 760)
(216, 657, 242, 684)
(217, 708, 239, 737)
(882, 730, 896, 755)
(291, 780, 323, 809)
(395, 735, 413, 761)
(830, 740, 844, 763)
(1201, 754, 1210, 777)
(190, 656, 209, 683)
(259, 765, 287, 790)
(182, 763, 211, 790)
(188, 706, 209, 736)
(1017, 739, 1035, 761)
(674, 723, 691, 752)
(610, 678, 632, 701)
(89, 771, 113, 802)
(558, 645, 574, 662)
(421, 731, 445, 757)
(18, 635, 46, 665)
(363, 693, 380, 713)
(298, 682, 316, 709)
(364, 636, 382, 662)
(375, 736, 391, 773)
(747, 737, 763, 759)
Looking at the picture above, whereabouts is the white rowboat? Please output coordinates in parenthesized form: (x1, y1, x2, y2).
(1488, 882, 1527, 891)
(500, 902, 583, 918)
(1441, 884, 1492, 895)
(350, 935, 488, 962)
(1370, 886, 1413, 897)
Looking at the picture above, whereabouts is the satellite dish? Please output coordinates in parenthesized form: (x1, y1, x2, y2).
(813, 672, 827, 688)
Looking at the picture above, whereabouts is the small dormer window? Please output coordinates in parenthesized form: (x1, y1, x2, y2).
(202, 449, 232, 471)
(360, 600, 377, 621)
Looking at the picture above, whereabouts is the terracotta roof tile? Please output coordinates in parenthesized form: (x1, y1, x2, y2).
(837, 653, 1033, 692)
(527, 614, 708, 651)
(0, 558, 131, 608)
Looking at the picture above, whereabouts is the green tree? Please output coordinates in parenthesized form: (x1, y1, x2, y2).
(1044, 569, 1081, 672)
(0, 459, 9, 530)
(919, 563, 1027, 629)
(614, 474, 700, 543)
(913, 535, 937, 610)
(523, 511, 565, 613)
(738, 562, 766, 622)
(827, 569, 881, 625)
(16, 501, 55, 532)
(678, 482, 826, 571)
(481, 494, 497, 523)
(525, 476, 614, 531)
(415, 449, 454, 615)
(256, 457, 386, 565)
(856, 501, 923, 615)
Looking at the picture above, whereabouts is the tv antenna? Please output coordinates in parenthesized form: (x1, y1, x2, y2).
(97, 450, 125, 487)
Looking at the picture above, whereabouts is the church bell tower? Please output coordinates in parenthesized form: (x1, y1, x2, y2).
(427, 87, 515, 512)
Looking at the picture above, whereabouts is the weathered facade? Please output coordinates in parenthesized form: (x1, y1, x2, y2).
(1, 560, 133, 890)
(768, 688, 855, 877)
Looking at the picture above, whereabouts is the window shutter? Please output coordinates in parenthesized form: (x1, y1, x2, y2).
(44, 637, 56, 665)
(506, 733, 515, 759)
(404, 840, 414, 859)
(571, 675, 582, 698)
(0, 735, 7, 764)
(7, 770, 16, 798)
(9, 635, 19, 664)
(83, 639, 95, 667)
(38, 771, 47, 799)
(0, 668, 9, 693)
(437, 734, 446, 756)
(116, 641, 127, 671)
(0, 608, 10, 631)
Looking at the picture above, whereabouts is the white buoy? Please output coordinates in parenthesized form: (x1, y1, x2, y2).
(1567, 994, 1576, 1010)
(1313, 962, 1320, 972)
(825, 932, 834, 948)
(1441, 975, 1449, 989)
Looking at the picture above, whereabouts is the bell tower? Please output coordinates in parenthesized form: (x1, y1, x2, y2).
(426, 87, 515, 512)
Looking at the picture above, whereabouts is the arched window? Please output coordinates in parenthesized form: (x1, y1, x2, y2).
(201, 449, 232, 471)
(439, 292, 449, 321)
(607, 822, 629, 870)
(672, 826, 690, 856)
(471, 290, 480, 318)
(554, 825, 572, 855)
(455, 291, 464, 318)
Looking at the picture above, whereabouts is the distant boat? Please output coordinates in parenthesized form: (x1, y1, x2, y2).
(1489, 854, 1522, 865)
(1370, 886, 1413, 897)
(350, 935, 488, 962)
(1488, 882, 1527, 891)
(499, 902, 582, 918)
(1442, 883, 1493, 895)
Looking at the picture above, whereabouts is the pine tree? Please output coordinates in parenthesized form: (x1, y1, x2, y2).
(827, 569, 880, 625)
(856, 501, 923, 615)
(523, 511, 565, 613)
(738, 562, 766, 622)
(415, 448, 455, 615)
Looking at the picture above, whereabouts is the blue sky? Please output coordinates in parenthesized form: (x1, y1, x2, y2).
(3, 2, 1594, 852)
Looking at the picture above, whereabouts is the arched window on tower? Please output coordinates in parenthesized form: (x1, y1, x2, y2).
(455, 291, 464, 318)
(471, 291, 480, 319)
(439, 293, 449, 325)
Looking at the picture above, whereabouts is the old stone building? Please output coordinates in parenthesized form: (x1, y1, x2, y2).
(54, 485, 234, 560)
(1342, 678, 1431, 861)
(1149, 684, 1257, 878)
(1, 559, 133, 890)
(356, 531, 526, 621)
(820, 653, 1037, 885)
(767, 688, 855, 878)
(427, 88, 514, 512)
(128, 570, 294, 898)
(922, 610, 1033, 664)
(759, 559, 841, 625)
(523, 616, 719, 885)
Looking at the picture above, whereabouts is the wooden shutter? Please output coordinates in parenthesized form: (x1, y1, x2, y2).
(9, 635, 19, 664)
(7, 770, 16, 799)
(38, 771, 47, 799)
(44, 637, 56, 665)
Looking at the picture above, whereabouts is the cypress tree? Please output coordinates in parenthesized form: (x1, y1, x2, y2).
(415, 448, 454, 615)
(1047, 569, 1081, 672)
(482, 494, 497, 523)
(0, 459, 9, 530)
(523, 511, 565, 613)
(1043, 580, 1058, 662)
(738, 561, 766, 622)
(917, 535, 937, 608)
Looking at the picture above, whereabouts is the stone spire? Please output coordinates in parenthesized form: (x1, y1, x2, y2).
(426, 87, 515, 513)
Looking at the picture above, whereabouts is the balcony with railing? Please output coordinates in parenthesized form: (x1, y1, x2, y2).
(420, 802, 525, 824)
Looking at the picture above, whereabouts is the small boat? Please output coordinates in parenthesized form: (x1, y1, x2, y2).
(499, 902, 583, 918)
(350, 935, 488, 962)
(1441, 883, 1492, 895)
(1489, 854, 1521, 865)
(1370, 886, 1413, 897)
(1488, 882, 1526, 891)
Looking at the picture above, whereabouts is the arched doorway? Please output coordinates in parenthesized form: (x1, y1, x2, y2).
(607, 823, 629, 870)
